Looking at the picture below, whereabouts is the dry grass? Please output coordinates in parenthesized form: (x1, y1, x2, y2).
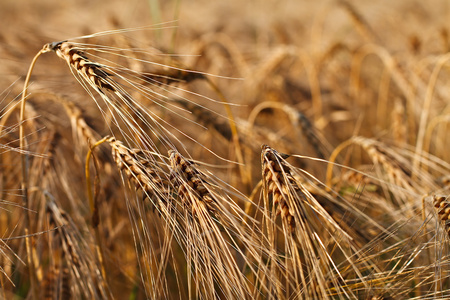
(1, 0, 450, 299)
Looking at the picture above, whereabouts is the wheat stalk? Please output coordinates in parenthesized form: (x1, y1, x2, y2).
(338, 0, 377, 42)
(108, 138, 267, 298)
(167, 148, 260, 299)
(45, 200, 109, 299)
(261, 144, 393, 299)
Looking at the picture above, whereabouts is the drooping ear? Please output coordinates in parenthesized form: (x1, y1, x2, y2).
(42, 40, 67, 52)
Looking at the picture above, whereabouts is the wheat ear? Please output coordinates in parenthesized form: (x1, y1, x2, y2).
(432, 195, 450, 238)
(46, 200, 109, 299)
(107, 137, 170, 204)
(168, 149, 257, 299)
(43, 41, 115, 92)
(261, 145, 297, 231)
(168, 150, 215, 214)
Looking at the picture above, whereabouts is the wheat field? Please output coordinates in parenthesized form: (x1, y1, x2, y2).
(1, 0, 450, 299)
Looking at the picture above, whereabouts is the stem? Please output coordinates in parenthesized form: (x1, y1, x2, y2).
(85, 136, 111, 287)
(413, 54, 450, 177)
(325, 138, 354, 190)
(19, 47, 46, 300)
(206, 78, 251, 192)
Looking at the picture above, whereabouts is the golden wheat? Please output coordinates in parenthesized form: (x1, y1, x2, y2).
(2, 2, 450, 298)
(43, 41, 116, 93)
(432, 195, 450, 238)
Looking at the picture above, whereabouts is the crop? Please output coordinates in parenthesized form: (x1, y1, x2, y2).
(1, 0, 449, 299)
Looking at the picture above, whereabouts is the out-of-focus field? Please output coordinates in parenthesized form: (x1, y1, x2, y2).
(1, 0, 450, 299)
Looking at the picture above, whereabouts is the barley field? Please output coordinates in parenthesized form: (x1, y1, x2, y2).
(1, 0, 450, 299)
